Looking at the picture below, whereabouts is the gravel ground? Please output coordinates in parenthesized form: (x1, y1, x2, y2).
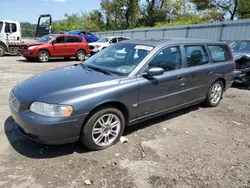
(0, 56, 250, 188)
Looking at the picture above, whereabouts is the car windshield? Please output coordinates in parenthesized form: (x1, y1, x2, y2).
(0, 21, 3, 32)
(83, 43, 154, 76)
(38, 35, 54, 43)
(230, 41, 250, 52)
(97, 37, 110, 43)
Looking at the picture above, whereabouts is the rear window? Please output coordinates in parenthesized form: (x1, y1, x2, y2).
(66, 36, 82, 43)
(208, 45, 231, 62)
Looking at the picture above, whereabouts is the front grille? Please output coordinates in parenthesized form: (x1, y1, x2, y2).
(19, 45, 27, 50)
(89, 45, 95, 50)
(9, 92, 20, 112)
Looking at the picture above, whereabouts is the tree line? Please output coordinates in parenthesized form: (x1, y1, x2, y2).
(21, 0, 250, 37)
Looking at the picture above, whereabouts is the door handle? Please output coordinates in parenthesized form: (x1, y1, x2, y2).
(178, 77, 184, 81)
(208, 71, 213, 74)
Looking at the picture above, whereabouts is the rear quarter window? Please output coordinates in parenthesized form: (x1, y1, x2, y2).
(208, 45, 231, 62)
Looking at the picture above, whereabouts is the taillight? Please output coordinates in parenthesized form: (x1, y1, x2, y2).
(234, 61, 236, 70)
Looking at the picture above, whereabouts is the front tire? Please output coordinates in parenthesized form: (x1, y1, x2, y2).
(0, 45, 6, 57)
(81, 108, 125, 151)
(76, 50, 86, 61)
(204, 81, 223, 107)
(38, 50, 49, 62)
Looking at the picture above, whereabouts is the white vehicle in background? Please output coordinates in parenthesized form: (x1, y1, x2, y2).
(88, 36, 130, 55)
(0, 20, 22, 56)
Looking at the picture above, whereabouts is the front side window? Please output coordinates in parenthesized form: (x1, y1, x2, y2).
(208, 45, 231, 62)
(39, 35, 55, 42)
(83, 43, 154, 75)
(12, 24, 17, 32)
(55, 36, 65, 43)
(110, 38, 117, 44)
(185, 45, 208, 67)
(5, 23, 10, 33)
(148, 46, 182, 72)
(4, 23, 17, 33)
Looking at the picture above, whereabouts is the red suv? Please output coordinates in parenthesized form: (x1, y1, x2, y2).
(19, 34, 90, 62)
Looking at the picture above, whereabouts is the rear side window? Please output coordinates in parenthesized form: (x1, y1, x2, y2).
(208, 45, 231, 62)
(76, 37, 82, 42)
(185, 45, 209, 67)
(66, 36, 82, 43)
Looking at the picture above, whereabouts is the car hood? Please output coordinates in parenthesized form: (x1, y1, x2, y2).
(22, 42, 46, 47)
(16, 64, 122, 103)
(88, 42, 106, 46)
(232, 51, 250, 60)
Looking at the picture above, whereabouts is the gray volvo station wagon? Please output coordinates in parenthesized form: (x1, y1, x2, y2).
(9, 39, 235, 150)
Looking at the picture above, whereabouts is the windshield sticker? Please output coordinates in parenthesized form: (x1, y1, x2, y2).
(134, 45, 153, 51)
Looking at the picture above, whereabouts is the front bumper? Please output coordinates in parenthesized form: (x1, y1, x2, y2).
(10, 106, 88, 145)
(9, 88, 88, 145)
(19, 49, 37, 58)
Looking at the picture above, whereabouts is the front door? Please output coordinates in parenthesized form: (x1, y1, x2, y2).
(137, 46, 188, 118)
(51, 36, 68, 56)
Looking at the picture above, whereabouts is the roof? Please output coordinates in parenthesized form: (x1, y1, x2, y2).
(122, 38, 227, 47)
(0, 20, 20, 24)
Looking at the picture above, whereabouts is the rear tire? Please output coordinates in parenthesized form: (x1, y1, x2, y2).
(38, 50, 49, 62)
(76, 50, 86, 61)
(0, 45, 6, 57)
(204, 81, 223, 107)
(81, 108, 125, 151)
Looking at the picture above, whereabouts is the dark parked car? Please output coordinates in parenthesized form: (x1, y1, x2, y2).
(230, 40, 250, 85)
(68, 30, 99, 43)
(10, 39, 235, 150)
(19, 34, 90, 62)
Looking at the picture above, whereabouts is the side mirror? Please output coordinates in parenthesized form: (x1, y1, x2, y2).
(143, 67, 164, 77)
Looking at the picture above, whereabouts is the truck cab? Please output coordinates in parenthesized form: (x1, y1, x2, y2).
(0, 20, 22, 56)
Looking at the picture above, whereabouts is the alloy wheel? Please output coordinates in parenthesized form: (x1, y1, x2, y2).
(91, 113, 121, 147)
(210, 83, 222, 105)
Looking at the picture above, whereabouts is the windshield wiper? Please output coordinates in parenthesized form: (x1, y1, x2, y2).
(88, 66, 114, 76)
(76, 63, 92, 71)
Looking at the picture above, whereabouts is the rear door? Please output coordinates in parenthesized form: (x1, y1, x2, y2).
(206, 44, 234, 86)
(183, 44, 213, 102)
(65, 36, 79, 56)
(137, 45, 189, 117)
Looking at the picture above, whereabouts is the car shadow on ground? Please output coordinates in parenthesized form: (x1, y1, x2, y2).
(5, 105, 200, 159)
(4, 116, 89, 159)
(124, 105, 200, 135)
(16, 58, 80, 64)
(231, 84, 250, 91)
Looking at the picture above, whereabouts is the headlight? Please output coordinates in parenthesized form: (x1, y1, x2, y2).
(28, 46, 37, 50)
(29, 101, 73, 117)
(95, 45, 100, 48)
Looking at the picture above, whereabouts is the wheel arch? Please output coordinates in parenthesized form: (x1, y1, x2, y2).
(38, 49, 51, 56)
(214, 77, 226, 89)
(82, 101, 130, 130)
(0, 41, 9, 52)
